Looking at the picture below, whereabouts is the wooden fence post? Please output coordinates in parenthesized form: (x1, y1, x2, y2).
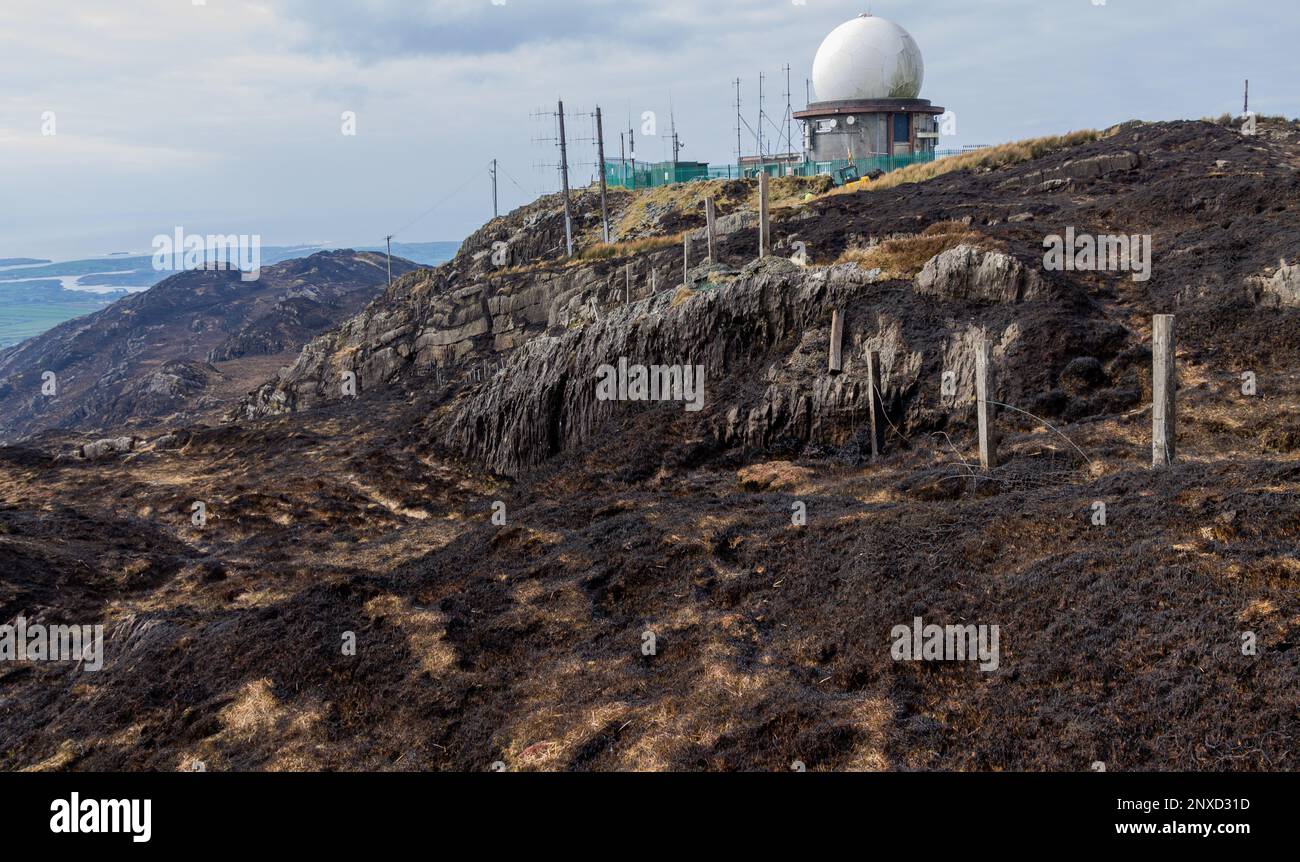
(684, 234, 691, 281)
(1152, 313, 1176, 468)
(705, 197, 717, 265)
(866, 350, 884, 461)
(976, 333, 998, 471)
(828, 309, 844, 374)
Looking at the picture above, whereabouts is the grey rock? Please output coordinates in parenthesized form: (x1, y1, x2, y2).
(914, 244, 1048, 304)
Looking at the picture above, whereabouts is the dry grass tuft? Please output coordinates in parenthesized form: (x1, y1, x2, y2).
(835, 220, 994, 279)
(579, 232, 686, 261)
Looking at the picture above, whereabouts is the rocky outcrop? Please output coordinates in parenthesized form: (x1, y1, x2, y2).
(239, 243, 699, 418)
(435, 249, 1112, 477)
(1247, 260, 1300, 308)
(914, 245, 1049, 304)
(80, 436, 135, 460)
(1009, 151, 1141, 190)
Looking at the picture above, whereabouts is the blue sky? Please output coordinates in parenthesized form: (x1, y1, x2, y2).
(1, 0, 1296, 259)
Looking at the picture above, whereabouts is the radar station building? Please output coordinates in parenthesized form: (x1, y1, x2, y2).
(794, 14, 945, 163)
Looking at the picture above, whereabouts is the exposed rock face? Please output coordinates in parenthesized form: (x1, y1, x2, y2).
(1247, 260, 1300, 308)
(239, 244, 698, 419)
(436, 254, 1115, 477)
(915, 245, 1049, 304)
(1009, 151, 1141, 190)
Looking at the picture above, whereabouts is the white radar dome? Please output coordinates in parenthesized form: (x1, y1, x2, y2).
(812, 14, 925, 102)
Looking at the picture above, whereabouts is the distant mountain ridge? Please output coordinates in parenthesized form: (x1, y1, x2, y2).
(0, 249, 421, 441)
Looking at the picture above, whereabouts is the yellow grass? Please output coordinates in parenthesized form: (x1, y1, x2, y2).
(835, 220, 995, 279)
(578, 232, 687, 261)
(831, 129, 1108, 196)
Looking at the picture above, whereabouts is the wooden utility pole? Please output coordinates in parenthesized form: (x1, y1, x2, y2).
(828, 309, 844, 373)
(595, 107, 610, 243)
(1244, 79, 1250, 115)
(705, 197, 718, 264)
(1152, 314, 1176, 468)
(557, 100, 575, 257)
(758, 173, 770, 258)
(490, 160, 498, 220)
(384, 235, 393, 289)
(866, 350, 885, 461)
(976, 333, 998, 471)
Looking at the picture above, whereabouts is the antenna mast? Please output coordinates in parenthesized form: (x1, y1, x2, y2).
(783, 63, 793, 154)
(734, 78, 743, 165)
(490, 159, 498, 219)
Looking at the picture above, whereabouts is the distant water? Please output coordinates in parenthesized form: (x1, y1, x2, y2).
(0, 241, 460, 350)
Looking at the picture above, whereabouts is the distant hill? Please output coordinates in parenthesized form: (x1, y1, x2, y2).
(0, 249, 419, 441)
(0, 241, 458, 350)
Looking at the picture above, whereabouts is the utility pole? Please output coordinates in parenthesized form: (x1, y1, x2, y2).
(1244, 79, 1250, 114)
(628, 113, 637, 191)
(757, 71, 765, 163)
(557, 100, 574, 257)
(384, 235, 393, 289)
(619, 131, 626, 187)
(783, 63, 793, 155)
(595, 106, 610, 243)
(734, 78, 744, 168)
(490, 159, 498, 220)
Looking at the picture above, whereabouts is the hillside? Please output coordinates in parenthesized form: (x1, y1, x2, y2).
(0, 118, 1296, 772)
(0, 250, 418, 442)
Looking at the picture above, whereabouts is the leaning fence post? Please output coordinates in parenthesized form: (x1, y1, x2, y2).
(705, 197, 718, 264)
(866, 349, 884, 461)
(758, 173, 770, 259)
(976, 333, 998, 471)
(828, 309, 844, 374)
(1152, 313, 1176, 468)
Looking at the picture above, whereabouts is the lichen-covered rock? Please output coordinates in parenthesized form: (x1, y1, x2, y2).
(1247, 260, 1300, 308)
(80, 436, 135, 460)
(915, 244, 1048, 304)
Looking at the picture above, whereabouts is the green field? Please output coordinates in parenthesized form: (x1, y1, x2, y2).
(0, 297, 115, 349)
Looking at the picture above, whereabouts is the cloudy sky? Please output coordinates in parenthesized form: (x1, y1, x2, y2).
(2, 0, 1296, 259)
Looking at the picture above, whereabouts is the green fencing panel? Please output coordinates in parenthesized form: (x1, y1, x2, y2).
(604, 151, 949, 190)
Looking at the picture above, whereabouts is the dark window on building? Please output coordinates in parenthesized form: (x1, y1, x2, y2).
(893, 113, 910, 144)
